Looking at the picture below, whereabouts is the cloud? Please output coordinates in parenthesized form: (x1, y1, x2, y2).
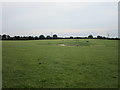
(2, 2, 118, 37)
(2, 0, 119, 2)
(13, 27, 116, 37)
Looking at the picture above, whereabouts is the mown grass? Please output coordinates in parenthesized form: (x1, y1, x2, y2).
(0, 41, 2, 89)
(2, 39, 118, 88)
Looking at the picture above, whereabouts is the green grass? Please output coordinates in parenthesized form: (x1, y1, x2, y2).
(2, 39, 118, 88)
(0, 41, 2, 89)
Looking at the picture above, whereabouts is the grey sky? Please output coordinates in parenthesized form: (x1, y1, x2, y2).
(2, 2, 118, 37)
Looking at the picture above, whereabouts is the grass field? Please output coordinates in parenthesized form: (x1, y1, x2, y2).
(2, 39, 118, 88)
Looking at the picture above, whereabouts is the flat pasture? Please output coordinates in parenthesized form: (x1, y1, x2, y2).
(2, 39, 118, 88)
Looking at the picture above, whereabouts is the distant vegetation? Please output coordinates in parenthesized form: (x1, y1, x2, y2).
(0, 34, 119, 40)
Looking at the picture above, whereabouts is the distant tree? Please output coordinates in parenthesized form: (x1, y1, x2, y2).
(102, 37, 106, 39)
(46, 35, 51, 39)
(2, 34, 7, 39)
(0, 35, 2, 40)
(39, 35, 45, 39)
(97, 36, 102, 39)
(14, 36, 20, 39)
(84, 37, 88, 39)
(34, 36, 39, 39)
(28, 36, 34, 40)
(53, 34, 57, 39)
(74, 37, 82, 39)
(88, 35, 93, 39)
(70, 36, 73, 39)
(22, 36, 26, 39)
(7, 35, 10, 39)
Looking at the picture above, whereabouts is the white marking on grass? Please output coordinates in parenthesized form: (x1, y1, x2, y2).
(58, 44, 66, 46)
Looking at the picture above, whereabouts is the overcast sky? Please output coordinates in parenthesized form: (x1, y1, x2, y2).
(2, 2, 118, 37)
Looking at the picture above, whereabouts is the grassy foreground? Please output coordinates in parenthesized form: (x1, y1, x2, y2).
(2, 39, 118, 88)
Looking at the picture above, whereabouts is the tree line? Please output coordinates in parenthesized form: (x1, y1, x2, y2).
(0, 34, 119, 40)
